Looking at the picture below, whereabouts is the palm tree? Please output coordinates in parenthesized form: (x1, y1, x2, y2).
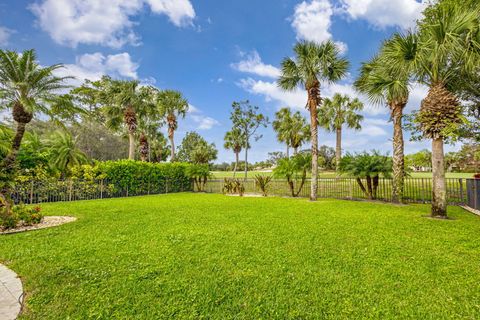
(45, 130, 88, 177)
(278, 41, 349, 200)
(156, 90, 189, 162)
(272, 108, 293, 157)
(102, 78, 150, 160)
(289, 111, 310, 155)
(224, 128, 244, 177)
(318, 93, 363, 173)
(0, 49, 73, 204)
(354, 48, 411, 203)
(382, 4, 479, 216)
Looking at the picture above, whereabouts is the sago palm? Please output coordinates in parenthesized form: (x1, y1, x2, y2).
(46, 130, 88, 177)
(278, 41, 349, 200)
(354, 40, 412, 203)
(156, 90, 189, 162)
(318, 93, 363, 173)
(224, 128, 244, 177)
(0, 49, 73, 203)
(382, 4, 480, 216)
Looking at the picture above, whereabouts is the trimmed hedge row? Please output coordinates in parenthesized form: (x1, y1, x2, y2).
(13, 160, 194, 204)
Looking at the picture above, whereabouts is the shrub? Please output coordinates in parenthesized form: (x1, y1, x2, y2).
(254, 175, 272, 196)
(1, 204, 43, 229)
(273, 153, 311, 197)
(222, 178, 245, 196)
(186, 164, 211, 192)
(339, 151, 392, 200)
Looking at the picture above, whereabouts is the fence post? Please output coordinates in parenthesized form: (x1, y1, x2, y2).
(30, 180, 34, 204)
(166, 178, 169, 194)
(459, 178, 464, 204)
(100, 179, 104, 199)
(68, 179, 73, 202)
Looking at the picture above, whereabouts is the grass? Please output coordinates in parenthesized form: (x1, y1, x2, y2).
(211, 170, 476, 179)
(1, 193, 480, 319)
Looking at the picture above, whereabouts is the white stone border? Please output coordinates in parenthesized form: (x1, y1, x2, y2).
(0, 264, 23, 320)
(0, 216, 77, 235)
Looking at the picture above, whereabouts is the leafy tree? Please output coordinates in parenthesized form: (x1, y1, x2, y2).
(318, 93, 363, 173)
(267, 151, 287, 166)
(177, 132, 218, 164)
(223, 128, 245, 177)
(229, 100, 269, 180)
(355, 36, 412, 203)
(384, 3, 480, 216)
(273, 153, 311, 197)
(156, 90, 189, 161)
(278, 41, 349, 200)
(45, 130, 88, 177)
(0, 49, 75, 212)
(318, 145, 336, 170)
(339, 151, 392, 200)
(405, 150, 432, 170)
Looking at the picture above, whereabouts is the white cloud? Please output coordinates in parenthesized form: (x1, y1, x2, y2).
(291, 0, 347, 52)
(340, 0, 427, 29)
(0, 26, 13, 46)
(146, 0, 195, 26)
(405, 83, 428, 112)
(358, 125, 388, 137)
(30, 0, 196, 48)
(54, 52, 139, 87)
(187, 104, 220, 130)
(231, 50, 281, 79)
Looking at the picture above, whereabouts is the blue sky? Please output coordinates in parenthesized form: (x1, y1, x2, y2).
(0, 0, 460, 163)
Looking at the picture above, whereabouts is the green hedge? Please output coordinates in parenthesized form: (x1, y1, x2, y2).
(13, 160, 194, 204)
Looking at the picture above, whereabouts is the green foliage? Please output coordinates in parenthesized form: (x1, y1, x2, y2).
(318, 93, 363, 132)
(186, 164, 211, 192)
(176, 131, 218, 164)
(254, 175, 272, 196)
(1, 204, 43, 229)
(46, 130, 89, 176)
(273, 153, 311, 197)
(222, 178, 245, 196)
(405, 149, 432, 169)
(339, 151, 392, 199)
(272, 108, 309, 154)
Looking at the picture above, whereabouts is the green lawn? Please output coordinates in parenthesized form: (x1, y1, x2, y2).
(211, 170, 476, 179)
(2, 194, 480, 319)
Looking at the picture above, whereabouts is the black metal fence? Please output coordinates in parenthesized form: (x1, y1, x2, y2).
(11, 178, 193, 205)
(10, 177, 470, 206)
(466, 179, 480, 210)
(203, 178, 468, 205)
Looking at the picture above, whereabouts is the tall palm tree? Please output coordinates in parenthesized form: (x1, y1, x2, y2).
(382, 4, 480, 217)
(224, 128, 244, 177)
(0, 49, 73, 204)
(355, 48, 411, 203)
(102, 78, 150, 160)
(157, 90, 189, 162)
(278, 41, 349, 200)
(45, 130, 88, 177)
(272, 108, 293, 157)
(318, 93, 363, 173)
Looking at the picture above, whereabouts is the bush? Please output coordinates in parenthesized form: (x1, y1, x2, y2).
(254, 175, 272, 196)
(186, 164, 211, 192)
(222, 178, 245, 196)
(1, 204, 43, 229)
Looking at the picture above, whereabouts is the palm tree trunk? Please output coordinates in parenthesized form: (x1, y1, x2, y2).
(128, 131, 135, 160)
(2, 121, 27, 172)
(233, 151, 239, 178)
(431, 137, 447, 217)
(168, 127, 175, 162)
(335, 127, 342, 175)
(293, 147, 298, 155)
(286, 145, 290, 158)
(307, 84, 320, 201)
(391, 103, 405, 203)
